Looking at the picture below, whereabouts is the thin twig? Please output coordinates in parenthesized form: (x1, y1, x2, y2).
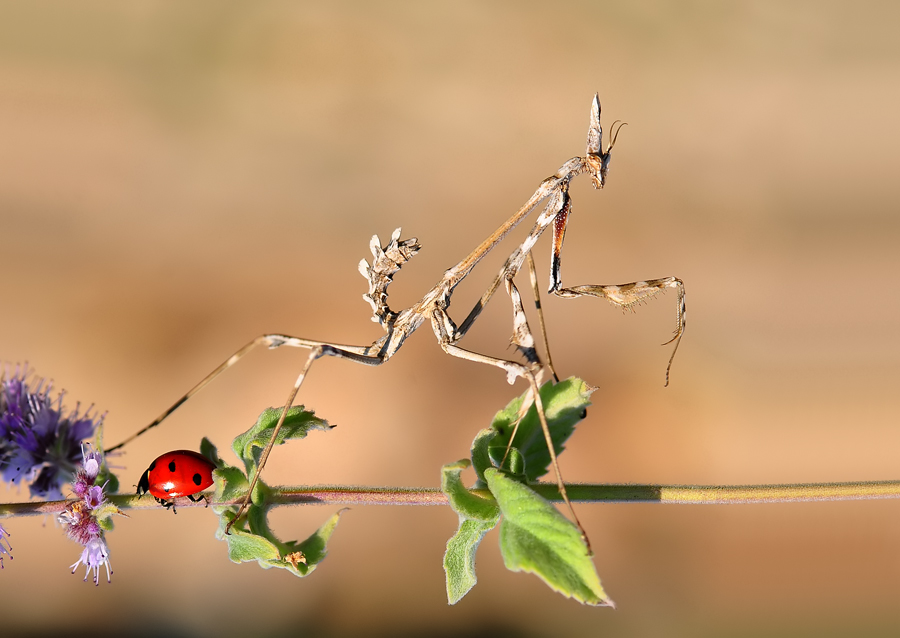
(4, 480, 900, 517)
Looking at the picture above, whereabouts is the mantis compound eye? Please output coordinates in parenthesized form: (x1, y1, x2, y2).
(586, 152, 609, 189)
(599, 152, 612, 186)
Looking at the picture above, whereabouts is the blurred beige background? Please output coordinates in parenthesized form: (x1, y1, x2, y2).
(1, 1, 899, 636)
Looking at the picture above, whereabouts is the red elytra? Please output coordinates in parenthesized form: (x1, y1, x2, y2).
(137, 450, 215, 510)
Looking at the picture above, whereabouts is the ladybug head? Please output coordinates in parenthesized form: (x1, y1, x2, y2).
(136, 469, 150, 496)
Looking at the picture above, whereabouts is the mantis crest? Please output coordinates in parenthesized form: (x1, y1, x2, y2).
(113, 94, 686, 545)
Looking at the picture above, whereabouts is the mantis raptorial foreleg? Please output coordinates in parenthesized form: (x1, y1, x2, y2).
(527, 252, 559, 383)
(455, 192, 569, 341)
(543, 165, 686, 385)
(552, 278, 686, 386)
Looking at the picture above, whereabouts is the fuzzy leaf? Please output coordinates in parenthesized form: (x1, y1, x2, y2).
(211, 407, 340, 577)
(93, 502, 123, 523)
(470, 428, 497, 485)
(210, 458, 254, 543)
(200, 437, 223, 467)
(485, 468, 613, 607)
(215, 505, 345, 577)
(219, 524, 281, 564)
(441, 459, 499, 521)
(97, 516, 115, 532)
(210, 437, 251, 510)
(489, 378, 594, 482)
(488, 444, 526, 478)
(444, 517, 497, 605)
(232, 406, 333, 476)
(213, 466, 249, 502)
(93, 502, 124, 532)
(441, 459, 500, 604)
(288, 509, 345, 576)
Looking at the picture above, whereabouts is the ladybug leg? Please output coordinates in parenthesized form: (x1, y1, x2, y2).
(156, 497, 177, 514)
(187, 493, 210, 508)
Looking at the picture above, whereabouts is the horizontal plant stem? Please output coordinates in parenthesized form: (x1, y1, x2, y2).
(4, 480, 900, 517)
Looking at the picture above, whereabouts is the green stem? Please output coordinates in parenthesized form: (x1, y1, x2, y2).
(3, 479, 900, 518)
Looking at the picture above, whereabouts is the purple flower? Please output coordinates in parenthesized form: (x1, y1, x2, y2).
(0, 523, 11, 568)
(1, 366, 104, 499)
(59, 500, 103, 546)
(85, 485, 105, 510)
(58, 447, 119, 585)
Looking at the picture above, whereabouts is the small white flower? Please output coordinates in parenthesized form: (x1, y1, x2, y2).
(70, 538, 112, 586)
(83, 457, 100, 481)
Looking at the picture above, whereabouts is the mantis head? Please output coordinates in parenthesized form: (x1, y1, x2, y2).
(585, 93, 626, 189)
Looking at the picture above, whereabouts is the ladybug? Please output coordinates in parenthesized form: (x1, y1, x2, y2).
(137, 450, 215, 512)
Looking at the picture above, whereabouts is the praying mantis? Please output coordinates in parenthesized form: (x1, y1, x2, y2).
(111, 94, 686, 544)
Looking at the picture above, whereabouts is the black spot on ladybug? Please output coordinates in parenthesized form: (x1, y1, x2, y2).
(581, 409, 588, 419)
(168, 460, 176, 472)
(192, 472, 202, 486)
(148, 460, 156, 471)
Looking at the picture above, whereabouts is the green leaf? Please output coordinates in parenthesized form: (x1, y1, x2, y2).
(441, 459, 499, 521)
(289, 509, 345, 576)
(210, 457, 253, 542)
(488, 444, 526, 478)
(210, 406, 340, 577)
(441, 459, 500, 604)
(200, 437, 223, 467)
(215, 466, 249, 501)
(485, 468, 613, 607)
(215, 505, 345, 577)
(232, 406, 333, 477)
(490, 377, 594, 482)
(219, 524, 282, 564)
(93, 501, 124, 532)
(470, 428, 497, 485)
(444, 517, 497, 605)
